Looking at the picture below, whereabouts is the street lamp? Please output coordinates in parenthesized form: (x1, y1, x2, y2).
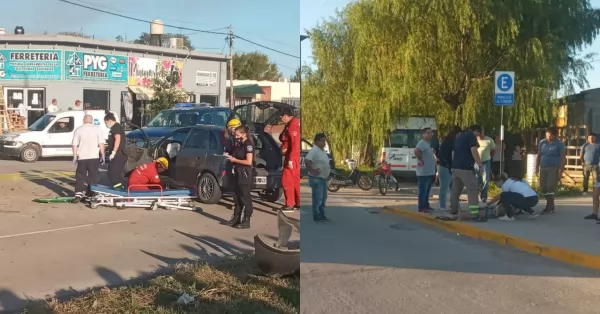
(300, 35, 309, 108)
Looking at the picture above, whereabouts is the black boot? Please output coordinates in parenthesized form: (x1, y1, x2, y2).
(235, 215, 251, 229)
(223, 213, 241, 226)
(281, 206, 294, 213)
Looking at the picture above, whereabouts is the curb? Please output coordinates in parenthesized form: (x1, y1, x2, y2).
(382, 206, 600, 271)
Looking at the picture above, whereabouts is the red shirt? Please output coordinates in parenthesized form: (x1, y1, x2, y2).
(280, 116, 300, 162)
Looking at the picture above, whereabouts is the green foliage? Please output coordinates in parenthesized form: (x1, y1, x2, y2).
(302, 0, 600, 161)
(289, 67, 302, 82)
(228, 52, 282, 81)
(147, 71, 189, 116)
(133, 32, 194, 50)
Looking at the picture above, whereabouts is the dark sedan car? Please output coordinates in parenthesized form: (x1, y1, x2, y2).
(124, 101, 291, 204)
(126, 103, 232, 145)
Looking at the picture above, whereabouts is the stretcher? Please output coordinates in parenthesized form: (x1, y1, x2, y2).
(89, 184, 197, 211)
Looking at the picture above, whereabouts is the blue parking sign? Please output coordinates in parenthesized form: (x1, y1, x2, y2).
(494, 71, 515, 106)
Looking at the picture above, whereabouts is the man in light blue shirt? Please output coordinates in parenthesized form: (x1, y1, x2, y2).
(414, 128, 436, 212)
(580, 134, 599, 195)
(535, 127, 566, 215)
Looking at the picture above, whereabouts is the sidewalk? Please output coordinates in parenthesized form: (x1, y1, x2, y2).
(384, 196, 600, 270)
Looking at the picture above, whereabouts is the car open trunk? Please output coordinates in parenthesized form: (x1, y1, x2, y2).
(229, 101, 292, 183)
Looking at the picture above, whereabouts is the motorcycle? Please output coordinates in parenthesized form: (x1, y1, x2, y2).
(373, 155, 399, 195)
(328, 159, 372, 192)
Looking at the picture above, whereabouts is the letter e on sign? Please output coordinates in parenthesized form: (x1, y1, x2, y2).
(494, 71, 515, 106)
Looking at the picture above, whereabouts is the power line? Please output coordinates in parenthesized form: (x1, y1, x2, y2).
(235, 48, 298, 71)
(56, 0, 300, 59)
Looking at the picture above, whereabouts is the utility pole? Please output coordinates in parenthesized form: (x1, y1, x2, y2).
(228, 25, 234, 109)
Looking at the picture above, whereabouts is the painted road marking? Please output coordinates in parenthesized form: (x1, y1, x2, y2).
(0, 219, 129, 240)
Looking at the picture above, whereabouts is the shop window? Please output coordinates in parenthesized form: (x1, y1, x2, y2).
(200, 95, 218, 106)
(49, 117, 74, 133)
(83, 90, 110, 110)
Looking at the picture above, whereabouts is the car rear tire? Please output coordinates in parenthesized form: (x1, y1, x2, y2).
(259, 188, 282, 202)
(20, 144, 40, 163)
(196, 173, 222, 204)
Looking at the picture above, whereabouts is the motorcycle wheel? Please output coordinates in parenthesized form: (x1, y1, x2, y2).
(328, 182, 341, 192)
(357, 174, 372, 191)
(378, 177, 388, 195)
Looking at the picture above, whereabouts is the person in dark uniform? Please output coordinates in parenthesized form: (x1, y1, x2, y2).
(224, 125, 255, 229)
(104, 111, 127, 189)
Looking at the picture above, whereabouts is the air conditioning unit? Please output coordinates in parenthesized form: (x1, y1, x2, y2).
(170, 37, 185, 49)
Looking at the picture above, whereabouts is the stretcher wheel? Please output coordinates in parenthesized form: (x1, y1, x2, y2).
(116, 204, 125, 210)
(150, 202, 158, 211)
(90, 202, 99, 209)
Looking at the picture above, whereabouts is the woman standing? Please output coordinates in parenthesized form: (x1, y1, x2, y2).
(437, 126, 461, 211)
(225, 126, 255, 229)
(104, 112, 127, 189)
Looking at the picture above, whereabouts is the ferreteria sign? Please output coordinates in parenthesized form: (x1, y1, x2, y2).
(9, 51, 60, 61)
(0, 49, 63, 81)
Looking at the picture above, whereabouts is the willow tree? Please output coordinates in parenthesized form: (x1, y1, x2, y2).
(303, 0, 600, 163)
(303, 10, 358, 159)
(349, 0, 600, 131)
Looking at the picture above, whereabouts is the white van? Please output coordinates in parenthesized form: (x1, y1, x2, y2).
(381, 116, 438, 178)
(0, 110, 118, 162)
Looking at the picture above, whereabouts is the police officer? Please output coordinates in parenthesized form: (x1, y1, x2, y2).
(104, 111, 127, 189)
(224, 125, 255, 229)
(72, 115, 106, 203)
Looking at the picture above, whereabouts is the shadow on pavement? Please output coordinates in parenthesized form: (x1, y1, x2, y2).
(141, 231, 254, 265)
(300, 204, 600, 278)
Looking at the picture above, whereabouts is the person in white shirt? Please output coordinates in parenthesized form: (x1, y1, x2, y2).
(47, 99, 59, 113)
(304, 133, 331, 222)
(488, 170, 540, 221)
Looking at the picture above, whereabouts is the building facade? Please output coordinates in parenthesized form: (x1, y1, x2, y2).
(0, 34, 228, 127)
(227, 79, 300, 107)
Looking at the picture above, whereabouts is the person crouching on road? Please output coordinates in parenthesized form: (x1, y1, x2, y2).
(105, 111, 128, 189)
(72, 115, 106, 204)
(279, 106, 301, 212)
(486, 170, 540, 221)
(128, 157, 169, 191)
(305, 133, 331, 222)
(224, 126, 255, 229)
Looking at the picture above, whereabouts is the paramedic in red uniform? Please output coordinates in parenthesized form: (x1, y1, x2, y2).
(279, 106, 301, 212)
(128, 157, 169, 191)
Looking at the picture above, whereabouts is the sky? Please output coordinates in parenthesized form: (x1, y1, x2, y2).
(300, 0, 600, 94)
(1, 0, 300, 77)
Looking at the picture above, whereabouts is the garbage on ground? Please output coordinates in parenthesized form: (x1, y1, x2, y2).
(176, 293, 195, 305)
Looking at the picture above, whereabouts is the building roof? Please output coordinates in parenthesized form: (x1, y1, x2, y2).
(0, 34, 229, 62)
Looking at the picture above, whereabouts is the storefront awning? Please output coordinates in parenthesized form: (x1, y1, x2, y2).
(227, 84, 265, 95)
(128, 86, 154, 101)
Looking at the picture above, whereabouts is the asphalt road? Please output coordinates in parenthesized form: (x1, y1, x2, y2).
(0, 159, 296, 313)
(300, 204, 600, 314)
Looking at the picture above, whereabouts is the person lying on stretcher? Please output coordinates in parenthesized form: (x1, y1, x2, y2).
(128, 157, 169, 191)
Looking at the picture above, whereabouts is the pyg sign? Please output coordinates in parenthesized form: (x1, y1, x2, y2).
(84, 55, 108, 71)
